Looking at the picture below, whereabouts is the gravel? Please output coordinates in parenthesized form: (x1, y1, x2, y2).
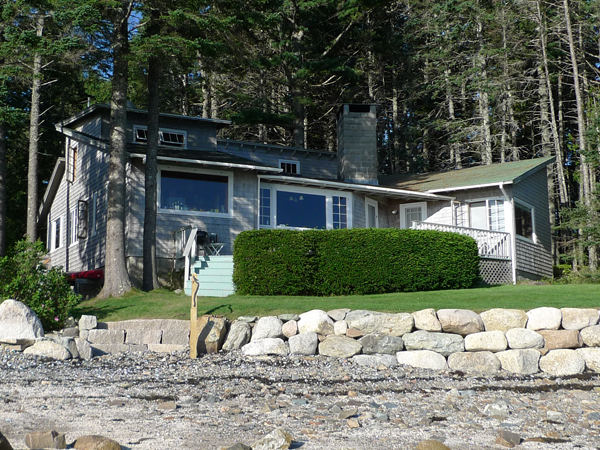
(2, 347, 600, 450)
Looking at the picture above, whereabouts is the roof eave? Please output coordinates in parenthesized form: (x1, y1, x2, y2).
(129, 153, 282, 173)
(38, 158, 66, 223)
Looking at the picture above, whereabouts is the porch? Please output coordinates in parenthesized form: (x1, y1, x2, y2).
(412, 221, 514, 285)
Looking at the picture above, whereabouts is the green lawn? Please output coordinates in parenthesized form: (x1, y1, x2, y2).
(73, 284, 600, 322)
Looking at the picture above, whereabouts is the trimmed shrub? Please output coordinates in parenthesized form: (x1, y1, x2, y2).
(233, 228, 479, 296)
(0, 240, 80, 330)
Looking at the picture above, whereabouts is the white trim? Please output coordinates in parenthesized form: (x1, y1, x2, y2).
(68, 207, 78, 247)
(400, 202, 427, 229)
(279, 159, 300, 174)
(514, 198, 537, 244)
(50, 215, 64, 252)
(428, 181, 513, 193)
(365, 198, 379, 228)
(158, 165, 234, 218)
(133, 125, 188, 148)
(129, 153, 281, 173)
(466, 197, 506, 231)
(262, 182, 353, 230)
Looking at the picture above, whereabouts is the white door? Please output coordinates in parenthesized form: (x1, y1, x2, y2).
(366, 198, 378, 228)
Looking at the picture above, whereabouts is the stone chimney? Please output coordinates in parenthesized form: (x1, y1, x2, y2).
(337, 104, 378, 185)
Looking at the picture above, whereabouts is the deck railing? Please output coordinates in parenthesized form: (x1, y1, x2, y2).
(173, 226, 198, 282)
(411, 221, 511, 260)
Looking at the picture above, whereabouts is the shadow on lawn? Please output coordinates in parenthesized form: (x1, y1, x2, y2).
(201, 304, 233, 315)
(73, 305, 130, 321)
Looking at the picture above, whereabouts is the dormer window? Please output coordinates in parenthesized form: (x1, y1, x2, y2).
(279, 159, 299, 174)
(134, 125, 187, 148)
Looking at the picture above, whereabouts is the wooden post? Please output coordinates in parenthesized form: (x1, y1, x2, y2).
(190, 273, 199, 358)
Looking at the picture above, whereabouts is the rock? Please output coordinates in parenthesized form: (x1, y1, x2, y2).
(236, 316, 257, 323)
(241, 338, 289, 356)
(402, 330, 464, 356)
(222, 321, 252, 351)
(318, 335, 362, 358)
(278, 314, 299, 322)
(396, 350, 448, 370)
(62, 327, 79, 337)
(224, 444, 252, 450)
(539, 349, 585, 376)
(327, 308, 350, 321)
(346, 328, 365, 338)
(125, 328, 161, 345)
(526, 307, 562, 331)
(351, 354, 398, 368)
(496, 349, 540, 374)
(25, 430, 66, 449)
(537, 330, 582, 350)
(157, 320, 189, 345)
(437, 309, 484, 336)
(252, 428, 293, 450)
(73, 435, 121, 450)
(147, 344, 185, 353)
(412, 309, 442, 332)
(414, 439, 451, 450)
(282, 320, 298, 338)
(333, 320, 348, 336)
(464, 331, 507, 352)
(561, 308, 599, 330)
(78, 315, 98, 330)
(447, 351, 501, 373)
(580, 325, 600, 347)
(480, 308, 528, 332)
(505, 328, 544, 349)
(339, 408, 358, 419)
(358, 334, 404, 355)
(47, 335, 79, 359)
(288, 332, 318, 356)
(576, 348, 600, 372)
(347, 418, 360, 428)
(0, 431, 13, 450)
(495, 430, 521, 448)
(484, 401, 510, 418)
(87, 330, 125, 345)
(297, 310, 334, 335)
(75, 338, 93, 360)
(24, 340, 72, 360)
(196, 316, 228, 354)
(251, 316, 283, 341)
(158, 401, 177, 410)
(345, 310, 413, 336)
(0, 300, 44, 341)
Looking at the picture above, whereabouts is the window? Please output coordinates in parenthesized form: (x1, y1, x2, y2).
(261, 184, 352, 230)
(134, 125, 187, 148)
(470, 199, 505, 231)
(279, 160, 299, 175)
(400, 202, 427, 229)
(50, 216, 63, 251)
(158, 167, 232, 216)
(67, 143, 77, 182)
(259, 187, 272, 227)
(515, 201, 534, 241)
(68, 207, 78, 246)
(77, 200, 88, 239)
(365, 198, 378, 228)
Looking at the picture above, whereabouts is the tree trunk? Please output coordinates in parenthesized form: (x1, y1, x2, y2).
(99, 1, 132, 299)
(0, 120, 6, 257)
(26, 15, 44, 242)
(142, 53, 160, 292)
(476, 18, 493, 165)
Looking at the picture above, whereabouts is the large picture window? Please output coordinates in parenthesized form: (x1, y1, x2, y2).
(158, 167, 232, 216)
(260, 184, 352, 230)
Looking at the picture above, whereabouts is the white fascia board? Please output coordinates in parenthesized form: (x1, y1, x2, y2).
(130, 154, 282, 173)
(38, 158, 66, 220)
(55, 126, 110, 151)
(426, 181, 513, 194)
(260, 175, 454, 201)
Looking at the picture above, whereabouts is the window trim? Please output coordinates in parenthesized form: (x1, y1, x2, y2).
(261, 183, 353, 230)
(514, 198, 537, 243)
(399, 202, 428, 229)
(50, 215, 64, 252)
(279, 159, 300, 175)
(467, 197, 506, 232)
(157, 165, 234, 218)
(365, 198, 379, 228)
(133, 125, 188, 149)
(68, 207, 78, 247)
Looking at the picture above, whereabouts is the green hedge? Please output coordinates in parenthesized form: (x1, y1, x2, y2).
(233, 228, 480, 296)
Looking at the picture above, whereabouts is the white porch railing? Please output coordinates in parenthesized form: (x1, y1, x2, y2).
(173, 226, 198, 283)
(411, 221, 511, 260)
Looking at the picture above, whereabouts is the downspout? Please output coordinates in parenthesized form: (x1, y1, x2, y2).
(499, 182, 517, 284)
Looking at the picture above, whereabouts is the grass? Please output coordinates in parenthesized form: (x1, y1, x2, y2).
(73, 283, 600, 323)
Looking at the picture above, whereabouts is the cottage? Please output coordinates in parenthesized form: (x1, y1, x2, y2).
(39, 104, 554, 296)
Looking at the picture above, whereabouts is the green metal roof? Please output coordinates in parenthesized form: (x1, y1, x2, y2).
(379, 156, 555, 193)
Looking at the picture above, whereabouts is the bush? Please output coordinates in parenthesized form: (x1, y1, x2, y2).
(233, 228, 480, 296)
(0, 240, 80, 331)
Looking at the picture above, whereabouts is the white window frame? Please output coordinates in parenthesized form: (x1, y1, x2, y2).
(67, 141, 78, 183)
(261, 183, 353, 230)
(259, 186, 273, 228)
(68, 207, 78, 247)
(467, 197, 506, 232)
(514, 198, 537, 243)
(133, 125, 187, 149)
(50, 215, 64, 252)
(365, 198, 379, 228)
(399, 202, 428, 229)
(158, 165, 234, 218)
(279, 159, 300, 175)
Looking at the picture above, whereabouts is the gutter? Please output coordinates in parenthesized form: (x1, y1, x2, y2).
(129, 153, 283, 173)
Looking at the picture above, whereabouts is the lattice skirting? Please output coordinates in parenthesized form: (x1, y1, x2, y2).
(479, 258, 513, 285)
